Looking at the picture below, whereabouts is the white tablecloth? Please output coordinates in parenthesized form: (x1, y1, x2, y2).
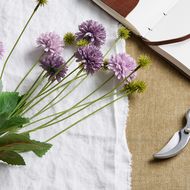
(0, 0, 132, 189)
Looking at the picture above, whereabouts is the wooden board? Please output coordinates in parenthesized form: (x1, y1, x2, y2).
(126, 36, 190, 190)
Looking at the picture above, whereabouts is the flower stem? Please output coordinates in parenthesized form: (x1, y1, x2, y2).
(33, 74, 87, 118)
(14, 53, 44, 92)
(20, 66, 82, 115)
(45, 95, 125, 142)
(39, 73, 86, 97)
(11, 71, 45, 117)
(28, 69, 85, 118)
(104, 38, 120, 58)
(22, 75, 115, 134)
(0, 3, 41, 80)
(23, 91, 118, 127)
(24, 65, 140, 133)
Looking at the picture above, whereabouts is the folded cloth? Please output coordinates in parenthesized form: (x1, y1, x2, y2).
(0, 0, 132, 189)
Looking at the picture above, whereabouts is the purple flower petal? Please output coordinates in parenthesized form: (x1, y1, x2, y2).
(37, 32, 63, 55)
(76, 20, 106, 47)
(40, 54, 68, 82)
(108, 53, 137, 82)
(75, 45, 103, 74)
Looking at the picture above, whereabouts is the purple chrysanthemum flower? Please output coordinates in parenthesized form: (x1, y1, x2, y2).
(0, 42, 4, 59)
(76, 20, 106, 47)
(37, 32, 63, 55)
(75, 45, 103, 74)
(108, 53, 137, 82)
(40, 54, 68, 82)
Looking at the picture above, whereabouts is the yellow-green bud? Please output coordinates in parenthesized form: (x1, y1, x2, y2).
(76, 39, 89, 47)
(64, 32, 76, 46)
(118, 26, 130, 40)
(122, 80, 147, 95)
(138, 55, 151, 68)
(37, 0, 48, 6)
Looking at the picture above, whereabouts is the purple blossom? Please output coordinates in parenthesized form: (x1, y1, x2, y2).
(75, 45, 103, 74)
(0, 42, 4, 59)
(76, 20, 106, 47)
(40, 54, 68, 82)
(37, 32, 63, 55)
(108, 53, 137, 82)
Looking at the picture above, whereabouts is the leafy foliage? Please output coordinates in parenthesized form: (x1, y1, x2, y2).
(0, 92, 52, 165)
(0, 92, 29, 135)
(0, 92, 20, 114)
(0, 133, 52, 165)
(0, 113, 29, 135)
(0, 151, 25, 165)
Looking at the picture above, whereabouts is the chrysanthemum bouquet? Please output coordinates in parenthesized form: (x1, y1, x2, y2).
(0, 1, 150, 165)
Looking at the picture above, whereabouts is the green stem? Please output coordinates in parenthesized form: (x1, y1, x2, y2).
(0, 3, 40, 80)
(29, 69, 85, 118)
(21, 64, 80, 111)
(33, 74, 87, 118)
(24, 65, 140, 133)
(39, 73, 86, 97)
(23, 91, 118, 127)
(23, 77, 117, 134)
(11, 71, 45, 117)
(21, 66, 82, 115)
(30, 74, 114, 121)
(104, 38, 120, 58)
(45, 95, 125, 142)
(25, 86, 120, 134)
(14, 53, 43, 92)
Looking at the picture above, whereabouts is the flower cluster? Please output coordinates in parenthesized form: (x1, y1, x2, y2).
(37, 32, 63, 55)
(75, 45, 103, 74)
(0, 15, 150, 166)
(40, 54, 68, 82)
(108, 53, 137, 82)
(76, 20, 106, 47)
(37, 32, 67, 82)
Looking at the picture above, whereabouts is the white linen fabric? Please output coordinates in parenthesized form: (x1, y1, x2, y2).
(0, 0, 132, 189)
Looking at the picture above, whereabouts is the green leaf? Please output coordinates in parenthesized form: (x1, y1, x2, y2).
(0, 113, 29, 135)
(0, 133, 52, 157)
(0, 92, 20, 114)
(0, 80, 3, 92)
(0, 151, 25, 165)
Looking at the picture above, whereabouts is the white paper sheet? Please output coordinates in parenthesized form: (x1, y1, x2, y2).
(126, 0, 179, 36)
(0, 0, 131, 189)
(145, 0, 190, 71)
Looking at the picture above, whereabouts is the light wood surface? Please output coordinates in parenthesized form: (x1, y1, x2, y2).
(126, 36, 190, 190)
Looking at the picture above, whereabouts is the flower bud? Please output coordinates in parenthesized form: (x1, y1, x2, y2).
(37, 0, 48, 6)
(118, 26, 130, 40)
(121, 80, 147, 95)
(76, 39, 89, 47)
(137, 55, 151, 68)
(63, 32, 76, 46)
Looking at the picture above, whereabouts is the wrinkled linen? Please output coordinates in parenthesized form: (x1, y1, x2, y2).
(0, 0, 132, 189)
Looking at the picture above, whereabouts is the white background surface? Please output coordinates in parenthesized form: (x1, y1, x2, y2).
(0, 0, 131, 190)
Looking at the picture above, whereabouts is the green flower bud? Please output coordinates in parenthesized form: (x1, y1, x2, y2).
(138, 55, 151, 68)
(76, 39, 89, 47)
(118, 26, 130, 40)
(37, 0, 48, 6)
(103, 59, 109, 70)
(63, 32, 76, 46)
(121, 80, 147, 95)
